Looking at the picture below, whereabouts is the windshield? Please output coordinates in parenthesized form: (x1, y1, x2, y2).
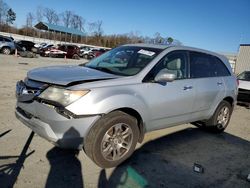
(84, 46, 162, 76)
(237, 71, 250, 81)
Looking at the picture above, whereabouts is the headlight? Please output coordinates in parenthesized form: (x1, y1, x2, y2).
(39, 87, 89, 106)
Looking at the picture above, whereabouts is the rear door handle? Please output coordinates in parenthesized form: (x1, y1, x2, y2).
(217, 82, 223, 86)
(183, 86, 193, 90)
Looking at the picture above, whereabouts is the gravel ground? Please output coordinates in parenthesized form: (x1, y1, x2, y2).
(0, 54, 250, 188)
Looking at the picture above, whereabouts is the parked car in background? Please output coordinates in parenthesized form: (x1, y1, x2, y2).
(34, 42, 47, 49)
(15, 40, 38, 53)
(87, 48, 108, 59)
(16, 44, 237, 168)
(40, 44, 55, 57)
(49, 49, 67, 58)
(80, 46, 93, 58)
(58, 44, 80, 59)
(0, 35, 16, 55)
(237, 70, 250, 106)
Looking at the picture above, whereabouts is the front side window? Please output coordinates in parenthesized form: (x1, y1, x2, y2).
(84, 46, 162, 76)
(144, 51, 188, 81)
(238, 71, 250, 81)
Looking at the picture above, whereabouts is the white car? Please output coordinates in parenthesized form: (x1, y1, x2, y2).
(237, 70, 250, 105)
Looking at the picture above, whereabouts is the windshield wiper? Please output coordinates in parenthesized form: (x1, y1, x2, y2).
(84, 65, 114, 74)
(94, 67, 115, 74)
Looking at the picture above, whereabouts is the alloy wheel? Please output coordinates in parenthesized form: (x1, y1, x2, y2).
(101, 123, 133, 161)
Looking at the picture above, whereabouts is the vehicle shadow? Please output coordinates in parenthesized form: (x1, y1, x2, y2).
(98, 128, 250, 188)
(0, 129, 12, 138)
(0, 131, 35, 188)
(45, 127, 84, 188)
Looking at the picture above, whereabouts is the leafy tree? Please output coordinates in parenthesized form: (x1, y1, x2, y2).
(6, 8, 16, 25)
(167, 37, 174, 44)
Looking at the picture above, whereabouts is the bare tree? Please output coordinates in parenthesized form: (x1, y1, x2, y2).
(88, 20, 103, 37)
(78, 16, 85, 31)
(0, 0, 9, 24)
(154, 32, 163, 44)
(26, 12, 35, 27)
(53, 13, 60, 25)
(70, 14, 85, 31)
(43, 8, 59, 24)
(62, 10, 73, 28)
(36, 6, 43, 22)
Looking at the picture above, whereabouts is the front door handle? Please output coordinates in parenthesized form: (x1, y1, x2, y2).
(217, 82, 223, 86)
(183, 86, 193, 90)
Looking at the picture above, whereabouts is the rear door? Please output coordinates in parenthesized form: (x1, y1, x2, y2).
(189, 51, 225, 119)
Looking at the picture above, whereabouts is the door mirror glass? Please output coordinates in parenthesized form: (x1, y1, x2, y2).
(154, 71, 176, 83)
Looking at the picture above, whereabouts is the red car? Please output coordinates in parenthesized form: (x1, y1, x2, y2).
(58, 45, 80, 59)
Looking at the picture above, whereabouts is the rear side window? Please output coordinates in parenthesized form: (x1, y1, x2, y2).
(190, 52, 230, 78)
(212, 57, 231, 76)
(4, 37, 11, 42)
(67, 46, 74, 50)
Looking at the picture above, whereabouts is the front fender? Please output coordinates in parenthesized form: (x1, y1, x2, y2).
(66, 92, 149, 124)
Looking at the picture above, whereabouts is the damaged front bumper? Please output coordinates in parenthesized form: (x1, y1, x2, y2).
(15, 80, 101, 149)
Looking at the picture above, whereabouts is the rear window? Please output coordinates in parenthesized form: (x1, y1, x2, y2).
(190, 52, 230, 78)
(237, 71, 250, 81)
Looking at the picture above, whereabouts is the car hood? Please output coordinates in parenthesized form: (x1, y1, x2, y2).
(238, 80, 250, 90)
(27, 65, 120, 86)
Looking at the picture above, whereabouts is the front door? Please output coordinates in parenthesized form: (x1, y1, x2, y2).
(142, 51, 195, 131)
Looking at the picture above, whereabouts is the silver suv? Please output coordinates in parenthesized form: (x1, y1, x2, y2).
(15, 44, 237, 168)
(0, 35, 16, 55)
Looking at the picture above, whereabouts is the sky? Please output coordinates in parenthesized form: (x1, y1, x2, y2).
(6, 0, 250, 53)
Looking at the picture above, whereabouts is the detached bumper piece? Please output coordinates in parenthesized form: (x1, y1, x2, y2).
(15, 106, 58, 142)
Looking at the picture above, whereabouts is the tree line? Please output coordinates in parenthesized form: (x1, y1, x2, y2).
(0, 0, 181, 48)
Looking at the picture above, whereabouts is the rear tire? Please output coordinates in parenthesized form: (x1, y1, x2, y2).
(72, 54, 80, 60)
(84, 111, 139, 168)
(1, 47, 11, 55)
(204, 100, 232, 133)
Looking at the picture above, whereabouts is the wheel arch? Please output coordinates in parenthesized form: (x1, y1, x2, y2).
(110, 107, 145, 143)
(223, 96, 234, 106)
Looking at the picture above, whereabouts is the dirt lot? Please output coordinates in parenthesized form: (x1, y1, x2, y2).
(0, 54, 250, 188)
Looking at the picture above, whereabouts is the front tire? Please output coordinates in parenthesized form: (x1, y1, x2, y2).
(84, 111, 139, 168)
(204, 100, 232, 133)
(1, 47, 11, 55)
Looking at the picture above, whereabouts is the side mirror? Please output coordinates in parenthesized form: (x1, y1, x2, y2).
(154, 71, 176, 83)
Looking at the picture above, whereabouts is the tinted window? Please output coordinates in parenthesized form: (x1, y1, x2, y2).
(144, 51, 188, 81)
(237, 71, 250, 81)
(212, 57, 231, 76)
(190, 52, 230, 78)
(67, 46, 74, 50)
(4, 37, 11, 42)
(0, 37, 3, 41)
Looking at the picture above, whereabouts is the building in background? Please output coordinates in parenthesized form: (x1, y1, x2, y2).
(221, 52, 237, 73)
(235, 44, 250, 74)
